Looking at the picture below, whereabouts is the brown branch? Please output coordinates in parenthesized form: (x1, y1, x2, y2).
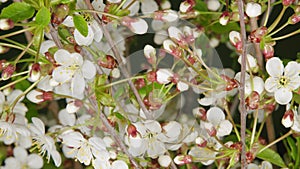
(84, 0, 153, 120)
(237, 0, 248, 168)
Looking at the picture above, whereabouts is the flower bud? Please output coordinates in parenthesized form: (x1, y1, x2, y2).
(156, 69, 173, 84)
(289, 13, 300, 24)
(263, 44, 274, 60)
(195, 136, 207, 147)
(246, 91, 260, 110)
(98, 55, 118, 69)
(127, 124, 138, 137)
(26, 89, 54, 103)
(207, 0, 221, 11)
(66, 100, 82, 113)
(121, 16, 148, 35)
(282, 109, 294, 128)
(179, 0, 195, 13)
(219, 11, 231, 26)
(245, 2, 262, 18)
(220, 74, 239, 91)
(29, 63, 41, 82)
(0, 19, 14, 30)
(51, 4, 70, 25)
(249, 26, 268, 43)
(0, 46, 9, 54)
(1, 64, 15, 80)
(163, 39, 183, 58)
(192, 107, 207, 120)
(282, 0, 295, 6)
(144, 45, 157, 65)
(134, 78, 146, 89)
(174, 155, 193, 165)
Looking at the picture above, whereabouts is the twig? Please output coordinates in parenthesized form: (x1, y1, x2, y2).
(84, 0, 153, 120)
(237, 1, 248, 168)
(49, 24, 63, 49)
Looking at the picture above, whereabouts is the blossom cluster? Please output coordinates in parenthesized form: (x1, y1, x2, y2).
(0, 0, 300, 169)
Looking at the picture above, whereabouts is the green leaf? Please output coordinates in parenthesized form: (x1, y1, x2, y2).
(287, 136, 297, 161)
(35, 6, 51, 26)
(0, 2, 35, 22)
(257, 146, 287, 168)
(194, 0, 208, 11)
(23, 0, 41, 9)
(209, 22, 240, 34)
(73, 14, 88, 37)
(32, 27, 44, 49)
(96, 92, 116, 107)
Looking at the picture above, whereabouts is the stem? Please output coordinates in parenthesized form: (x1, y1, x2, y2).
(49, 24, 63, 49)
(0, 76, 28, 91)
(79, 9, 120, 20)
(272, 29, 300, 41)
(250, 110, 258, 147)
(266, 114, 277, 151)
(295, 137, 300, 168)
(0, 27, 34, 39)
(262, 0, 272, 27)
(267, 22, 289, 37)
(102, 75, 145, 88)
(14, 39, 34, 65)
(258, 130, 293, 153)
(268, 6, 287, 33)
(84, 0, 153, 120)
(224, 102, 240, 141)
(237, 0, 248, 168)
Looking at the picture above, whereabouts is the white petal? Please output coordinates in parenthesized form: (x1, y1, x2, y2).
(177, 81, 189, 91)
(71, 73, 85, 98)
(229, 31, 241, 45)
(74, 26, 94, 46)
(285, 61, 299, 77)
(168, 26, 183, 42)
(40, 40, 55, 55)
(52, 66, 74, 83)
(62, 16, 74, 27)
(7, 89, 23, 104)
(161, 10, 178, 22)
(154, 30, 168, 45)
(206, 107, 225, 125)
(144, 44, 156, 59)
(90, 21, 103, 42)
(58, 109, 76, 126)
(265, 77, 278, 93)
(162, 121, 181, 139)
(62, 132, 84, 148)
(207, 0, 221, 11)
(54, 49, 72, 65)
(147, 140, 165, 158)
(217, 120, 233, 137)
(111, 160, 128, 169)
(130, 18, 148, 35)
(197, 97, 215, 106)
(81, 60, 96, 80)
(144, 120, 161, 133)
(156, 69, 173, 84)
(50, 150, 62, 167)
(27, 90, 43, 103)
(274, 88, 292, 105)
(266, 57, 284, 77)
(27, 154, 44, 168)
(31, 117, 45, 134)
(141, 0, 158, 14)
(158, 155, 171, 167)
(246, 2, 262, 18)
(252, 76, 265, 94)
(13, 147, 27, 162)
(123, 0, 139, 16)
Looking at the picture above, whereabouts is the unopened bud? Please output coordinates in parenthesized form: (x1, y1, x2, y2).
(282, 109, 294, 128)
(29, 63, 41, 82)
(282, 0, 295, 6)
(0, 46, 9, 54)
(2, 64, 15, 80)
(0, 19, 14, 30)
(154, 10, 178, 22)
(289, 13, 300, 24)
(121, 16, 148, 35)
(174, 155, 193, 165)
(219, 11, 231, 26)
(263, 44, 274, 60)
(26, 89, 54, 103)
(127, 124, 138, 137)
(144, 45, 157, 65)
(246, 91, 260, 110)
(98, 55, 118, 69)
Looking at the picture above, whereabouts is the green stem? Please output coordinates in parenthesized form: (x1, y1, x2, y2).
(116, 0, 128, 12)
(263, 0, 271, 26)
(224, 102, 241, 141)
(295, 137, 300, 169)
(268, 6, 287, 33)
(250, 109, 259, 147)
(258, 130, 293, 153)
(14, 39, 34, 65)
(0, 76, 28, 91)
(101, 75, 145, 88)
(268, 22, 289, 37)
(272, 29, 300, 41)
(79, 9, 120, 20)
(255, 113, 267, 142)
(0, 27, 34, 39)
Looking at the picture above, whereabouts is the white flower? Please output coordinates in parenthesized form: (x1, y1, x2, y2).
(0, 114, 30, 145)
(246, 2, 262, 18)
(52, 49, 96, 98)
(203, 107, 233, 137)
(29, 117, 61, 167)
(125, 120, 166, 158)
(123, 0, 158, 16)
(121, 17, 148, 35)
(238, 54, 258, 72)
(207, 0, 221, 11)
(1, 147, 43, 169)
(62, 131, 109, 166)
(158, 155, 172, 167)
(0, 90, 28, 116)
(235, 72, 265, 96)
(265, 57, 300, 105)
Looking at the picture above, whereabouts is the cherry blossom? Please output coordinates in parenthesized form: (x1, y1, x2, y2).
(1, 147, 43, 169)
(246, 2, 262, 18)
(265, 57, 300, 105)
(52, 49, 96, 98)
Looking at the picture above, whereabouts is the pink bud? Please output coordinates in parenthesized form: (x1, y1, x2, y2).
(174, 155, 193, 165)
(245, 91, 260, 110)
(289, 13, 300, 24)
(179, 0, 196, 13)
(219, 11, 231, 26)
(282, 0, 295, 6)
(249, 26, 268, 43)
(2, 64, 15, 80)
(144, 45, 157, 65)
(263, 44, 274, 60)
(195, 137, 207, 147)
(282, 109, 294, 128)
(127, 124, 138, 137)
(0, 19, 14, 30)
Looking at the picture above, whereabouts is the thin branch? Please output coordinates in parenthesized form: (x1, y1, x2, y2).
(237, 1, 248, 168)
(49, 24, 63, 49)
(84, 0, 153, 120)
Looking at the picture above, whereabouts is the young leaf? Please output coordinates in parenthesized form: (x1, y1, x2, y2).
(0, 2, 35, 22)
(257, 146, 287, 168)
(35, 6, 51, 27)
(287, 136, 297, 161)
(73, 15, 88, 37)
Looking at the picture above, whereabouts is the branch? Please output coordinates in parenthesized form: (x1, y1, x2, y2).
(237, 1, 248, 168)
(84, 0, 153, 120)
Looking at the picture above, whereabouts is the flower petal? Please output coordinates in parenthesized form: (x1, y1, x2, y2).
(82, 60, 96, 80)
(206, 107, 225, 125)
(274, 88, 292, 105)
(27, 154, 44, 169)
(266, 57, 284, 77)
(52, 66, 74, 84)
(71, 73, 85, 98)
(264, 77, 278, 93)
(74, 26, 94, 46)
